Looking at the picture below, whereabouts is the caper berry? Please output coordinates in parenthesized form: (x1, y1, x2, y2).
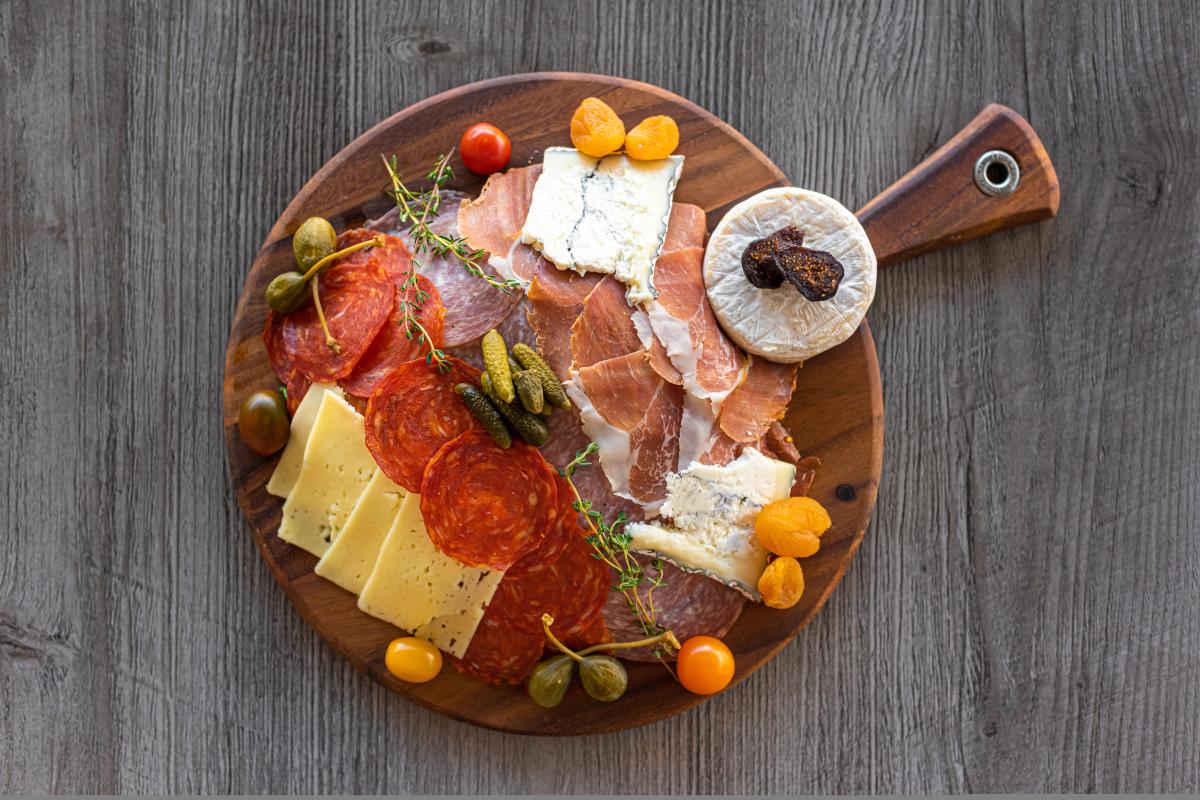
(528, 655, 575, 708)
(238, 389, 290, 455)
(266, 271, 310, 314)
(578, 654, 627, 702)
(292, 216, 337, 271)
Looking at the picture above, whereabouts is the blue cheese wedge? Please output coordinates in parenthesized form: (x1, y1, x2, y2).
(266, 382, 343, 499)
(626, 448, 796, 599)
(520, 147, 684, 305)
(276, 392, 376, 558)
(357, 493, 504, 658)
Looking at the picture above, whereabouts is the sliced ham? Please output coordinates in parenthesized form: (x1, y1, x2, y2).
(718, 356, 800, 442)
(646, 246, 747, 406)
(567, 350, 684, 508)
(367, 194, 523, 346)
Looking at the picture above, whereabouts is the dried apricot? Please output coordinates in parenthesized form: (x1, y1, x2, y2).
(570, 98, 625, 157)
(625, 115, 679, 160)
(754, 496, 831, 558)
(758, 557, 804, 609)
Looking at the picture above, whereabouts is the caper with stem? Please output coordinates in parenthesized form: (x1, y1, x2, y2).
(527, 654, 575, 708)
(292, 216, 338, 271)
(537, 614, 681, 704)
(266, 271, 310, 314)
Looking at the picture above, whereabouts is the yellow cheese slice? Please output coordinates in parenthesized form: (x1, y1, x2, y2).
(357, 493, 504, 658)
(277, 392, 376, 558)
(266, 382, 343, 499)
(314, 470, 407, 595)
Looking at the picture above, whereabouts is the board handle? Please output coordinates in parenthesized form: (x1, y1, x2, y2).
(856, 104, 1060, 267)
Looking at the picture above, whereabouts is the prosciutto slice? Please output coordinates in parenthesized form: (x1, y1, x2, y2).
(718, 356, 800, 442)
(568, 351, 684, 508)
(664, 203, 708, 253)
(458, 165, 543, 283)
(646, 246, 747, 406)
(367, 196, 522, 346)
(527, 260, 602, 379)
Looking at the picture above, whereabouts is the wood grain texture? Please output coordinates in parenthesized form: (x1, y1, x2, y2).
(3, 0, 1198, 792)
(223, 73, 882, 735)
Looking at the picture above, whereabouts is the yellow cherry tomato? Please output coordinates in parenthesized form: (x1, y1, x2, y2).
(384, 637, 442, 683)
(676, 635, 735, 695)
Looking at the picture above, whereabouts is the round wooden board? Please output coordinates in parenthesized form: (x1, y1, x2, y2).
(223, 73, 883, 735)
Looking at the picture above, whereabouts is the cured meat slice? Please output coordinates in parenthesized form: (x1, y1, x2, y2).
(263, 311, 311, 415)
(718, 356, 800, 442)
(457, 165, 542, 281)
(505, 473, 579, 576)
(487, 520, 610, 637)
(451, 609, 546, 686)
(281, 229, 396, 382)
(364, 359, 482, 492)
(646, 245, 747, 406)
(570, 276, 644, 370)
(421, 431, 559, 570)
(566, 614, 613, 650)
(764, 419, 801, 463)
(527, 260, 602, 379)
(341, 271, 445, 398)
(602, 556, 746, 662)
(663, 203, 708, 254)
(443, 294, 536, 372)
(569, 351, 684, 507)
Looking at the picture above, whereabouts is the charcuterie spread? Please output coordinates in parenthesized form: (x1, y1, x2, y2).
(236, 96, 876, 706)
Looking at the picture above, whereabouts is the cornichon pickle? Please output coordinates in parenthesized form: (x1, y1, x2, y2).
(454, 383, 511, 449)
(481, 373, 549, 446)
(513, 369, 545, 414)
(508, 355, 522, 374)
(481, 329, 515, 404)
(511, 343, 570, 409)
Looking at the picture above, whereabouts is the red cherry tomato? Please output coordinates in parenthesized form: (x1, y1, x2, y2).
(676, 635, 735, 695)
(459, 123, 511, 175)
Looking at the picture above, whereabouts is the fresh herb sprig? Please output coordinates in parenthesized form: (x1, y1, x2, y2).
(560, 443, 673, 658)
(396, 270, 450, 373)
(382, 152, 522, 294)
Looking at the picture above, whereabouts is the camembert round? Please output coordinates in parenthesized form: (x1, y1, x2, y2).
(703, 187, 877, 363)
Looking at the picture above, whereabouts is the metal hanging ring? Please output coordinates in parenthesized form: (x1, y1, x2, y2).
(974, 150, 1020, 196)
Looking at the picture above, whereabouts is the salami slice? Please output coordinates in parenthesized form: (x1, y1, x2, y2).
(281, 229, 395, 382)
(364, 359, 482, 492)
(565, 613, 613, 651)
(487, 524, 610, 638)
(420, 431, 559, 571)
(262, 311, 311, 415)
(451, 608, 546, 686)
(505, 473, 579, 577)
(341, 265, 445, 398)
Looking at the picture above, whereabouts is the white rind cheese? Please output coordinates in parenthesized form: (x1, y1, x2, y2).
(313, 470, 407, 595)
(357, 493, 504, 658)
(521, 147, 684, 305)
(626, 448, 796, 598)
(266, 382, 343, 499)
(704, 187, 877, 363)
(277, 392, 375, 558)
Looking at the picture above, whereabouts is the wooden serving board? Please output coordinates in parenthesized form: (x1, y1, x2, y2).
(223, 73, 1058, 735)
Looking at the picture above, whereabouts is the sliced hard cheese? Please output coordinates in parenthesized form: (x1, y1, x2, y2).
(357, 493, 504, 658)
(521, 147, 683, 305)
(314, 470, 407, 595)
(277, 392, 375, 558)
(266, 382, 344, 499)
(626, 448, 795, 599)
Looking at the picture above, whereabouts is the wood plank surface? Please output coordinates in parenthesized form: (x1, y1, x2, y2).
(2, 0, 1197, 792)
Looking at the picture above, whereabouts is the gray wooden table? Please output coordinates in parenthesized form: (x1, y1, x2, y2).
(3, 0, 1197, 793)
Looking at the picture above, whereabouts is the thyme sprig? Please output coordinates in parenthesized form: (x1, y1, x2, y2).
(560, 443, 674, 658)
(382, 152, 522, 294)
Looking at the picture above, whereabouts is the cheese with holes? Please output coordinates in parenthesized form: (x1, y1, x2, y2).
(521, 147, 684, 304)
(357, 493, 504, 658)
(313, 470, 407, 595)
(626, 447, 795, 598)
(277, 392, 376, 557)
(266, 382, 343, 498)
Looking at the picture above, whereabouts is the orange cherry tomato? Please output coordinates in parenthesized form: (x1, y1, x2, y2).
(384, 637, 443, 683)
(676, 635, 735, 695)
(459, 123, 511, 175)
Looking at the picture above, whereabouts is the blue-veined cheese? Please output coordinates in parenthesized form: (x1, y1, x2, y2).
(626, 448, 796, 598)
(520, 147, 684, 305)
(313, 470, 407, 595)
(276, 392, 375, 558)
(266, 382, 343, 499)
(357, 493, 504, 658)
